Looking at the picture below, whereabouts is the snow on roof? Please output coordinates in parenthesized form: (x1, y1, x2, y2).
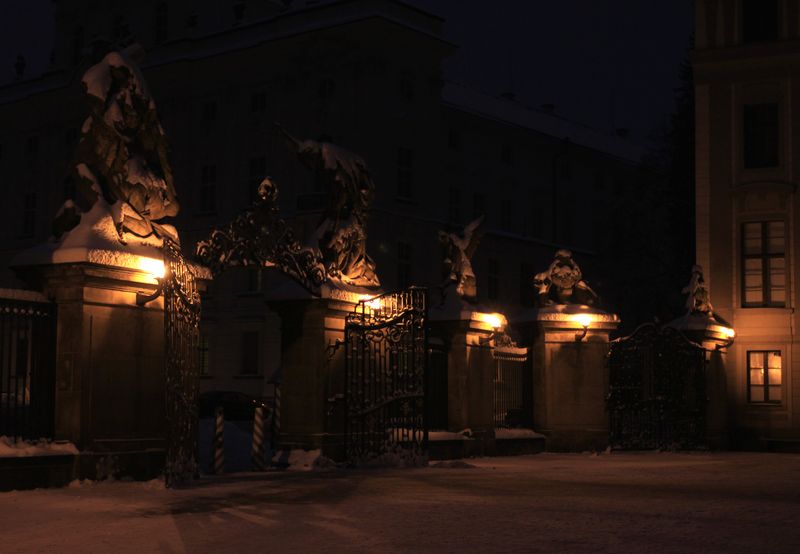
(442, 82, 645, 164)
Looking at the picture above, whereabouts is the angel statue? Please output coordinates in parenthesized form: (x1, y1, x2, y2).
(438, 215, 485, 300)
(53, 44, 180, 243)
(534, 249, 598, 306)
(682, 265, 714, 315)
(277, 125, 379, 288)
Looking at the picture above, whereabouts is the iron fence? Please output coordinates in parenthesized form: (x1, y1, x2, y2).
(0, 292, 56, 441)
(492, 350, 531, 429)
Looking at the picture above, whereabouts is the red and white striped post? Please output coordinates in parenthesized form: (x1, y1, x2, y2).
(251, 405, 267, 471)
(211, 405, 225, 474)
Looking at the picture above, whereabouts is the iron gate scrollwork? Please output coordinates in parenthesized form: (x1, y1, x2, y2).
(163, 238, 202, 487)
(344, 287, 428, 465)
(607, 323, 707, 450)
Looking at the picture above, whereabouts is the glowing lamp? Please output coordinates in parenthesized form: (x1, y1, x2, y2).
(572, 313, 593, 341)
(475, 312, 505, 330)
(139, 257, 166, 280)
(723, 327, 735, 339)
(136, 257, 166, 306)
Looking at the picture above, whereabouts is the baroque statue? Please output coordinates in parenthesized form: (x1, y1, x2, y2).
(438, 215, 485, 300)
(682, 264, 714, 315)
(53, 44, 180, 243)
(533, 249, 598, 306)
(278, 125, 380, 289)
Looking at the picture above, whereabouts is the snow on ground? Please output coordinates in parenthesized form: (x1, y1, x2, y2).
(0, 436, 78, 457)
(493, 428, 545, 439)
(1, 452, 799, 553)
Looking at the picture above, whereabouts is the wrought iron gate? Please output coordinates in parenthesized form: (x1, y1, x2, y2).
(162, 238, 202, 487)
(493, 349, 531, 429)
(607, 323, 707, 450)
(0, 292, 56, 441)
(344, 287, 428, 465)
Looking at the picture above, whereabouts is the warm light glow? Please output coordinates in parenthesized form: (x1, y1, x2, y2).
(723, 327, 735, 339)
(358, 294, 383, 310)
(138, 257, 165, 279)
(475, 312, 505, 330)
(572, 313, 593, 328)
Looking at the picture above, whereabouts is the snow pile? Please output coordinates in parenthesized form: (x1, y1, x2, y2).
(430, 460, 476, 469)
(0, 436, 78, 458)
(272, 449, 329, 471)
(429, 429, 474, 441)
(494, 428, 546, 440)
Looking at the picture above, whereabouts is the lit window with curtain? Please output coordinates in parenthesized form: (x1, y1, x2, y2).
(742, 221, 786, 307)
(747, 351, 782, 404)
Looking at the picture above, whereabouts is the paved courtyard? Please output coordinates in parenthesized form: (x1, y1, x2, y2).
(1, 452, 799, 553)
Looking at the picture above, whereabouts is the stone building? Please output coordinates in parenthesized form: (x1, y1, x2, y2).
(693, 0, 800, 446)
(0, 0, 641, 400)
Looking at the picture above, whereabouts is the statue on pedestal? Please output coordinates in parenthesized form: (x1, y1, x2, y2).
(534, 249, 598, 306)
(682, 265, 714, 315)
(53, 44, 179, 244)
(438, 215, 485, 301)
(278, 125, 380, 289)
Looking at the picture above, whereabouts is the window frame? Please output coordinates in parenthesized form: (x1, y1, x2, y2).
(746, 350, 782, 405)
(740, 220, 787, 308)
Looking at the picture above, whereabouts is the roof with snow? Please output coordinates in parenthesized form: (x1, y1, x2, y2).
(442, 82, 644, 164)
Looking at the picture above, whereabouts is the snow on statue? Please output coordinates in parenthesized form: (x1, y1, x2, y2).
(438, 215, 485, 300)
(277, 125, 379, 289)
(533, 249, 598, 306)
(53, 44, 179, 244)
(682, 264, 714, 315)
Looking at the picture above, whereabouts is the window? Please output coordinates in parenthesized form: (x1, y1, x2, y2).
(202, 101, 217, 122)
(520, 263, 534, 306)
(743, 103, 779, 168)
(488, 258, 500, 300)
(448, 186, 460, 224)
(742, 0, 778, 43)
(25, 136, 38, 157)
(248, 156, 265, 203)
(233, 1, 246, 22)
(250, 91, 266, 113)
(73, 26, 84, 65)
(22, 193, 36, 237)
(742, 221, 786, 307)
(501, 143, 514, 165)
(240, 331, 260, 375)
(199, 165, 217, 213)
(198, 335, 210, 376)
(155, 2, 169, 44)
(747, 351, 782, 404)
(473, 193, 486, 220)
(398, 242, 412, 288)
(397, 148, 413, 199)
(448, 127, 462, 151)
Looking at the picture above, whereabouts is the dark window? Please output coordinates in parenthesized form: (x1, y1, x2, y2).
(742, 221, 786, 307)
(250, 91, 266, 113)
(399, 78, 414, 102)
(199, 165, 217, 213)
(448, 186, 461, 223)
(743, 103, 779, 168)
(559, 158, 571, 180)
(155, 2, 169, 44)
(198, 335, 210, 376)
(501, 198, 514, 233)
(747, 350, 781, 403)
(448, 127, 461, 151)
(248, 156, 266, 203)
(240, 331, 260, 375)
(473, 193, 486, 220)
(397, 148, 413, 199)
(22, 193, 36, 237)
(593, 171, 605, 192)
(398, 242, 412, 288)
(520, 263, 534, 306)
(25, 136, 38, 157)
(488, 258, 500, 300)
(319, 78, 335, 101)
(112, 16, 130, 42)
(233, 1, 246, 22)
(742, 0, 778, 43)
(202, 101, 217, 122)
(501, 143, 514, 165)
(73, 26, 84, 65)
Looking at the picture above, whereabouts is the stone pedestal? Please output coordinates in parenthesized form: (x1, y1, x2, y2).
(516, 305, 619, 451)
(15, 261, 167, 478)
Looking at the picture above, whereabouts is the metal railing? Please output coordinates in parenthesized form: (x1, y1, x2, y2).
(492, 353, 531, 429)
(0, 291, 56, 441)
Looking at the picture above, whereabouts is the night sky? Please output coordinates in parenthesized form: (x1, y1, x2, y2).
(0, 0, 693, 147)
